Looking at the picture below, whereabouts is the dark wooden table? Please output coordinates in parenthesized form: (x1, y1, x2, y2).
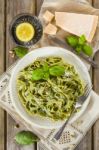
(0, 0, 99, 150)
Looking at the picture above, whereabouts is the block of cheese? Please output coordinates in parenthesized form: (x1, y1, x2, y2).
(43, 10, 54, 22)
(44, 23, 57, 35)
(55, 12, 98, 42)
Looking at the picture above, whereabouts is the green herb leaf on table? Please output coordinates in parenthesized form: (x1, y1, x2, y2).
(83, 44, 93, 56)
(66, 35, 78, 47)
(78, 34, 86, 45)
(66, 34, 93, 57)
(75, 45, 82, 54)
(49, 65, 65, 76)
(13, 46, 28, 58)
(15, 131, 39, 145)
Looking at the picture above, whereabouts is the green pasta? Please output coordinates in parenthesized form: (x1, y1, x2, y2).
(17, 57, 85, 121)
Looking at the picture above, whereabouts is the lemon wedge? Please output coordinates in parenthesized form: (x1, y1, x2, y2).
(16, 22, 35, 42)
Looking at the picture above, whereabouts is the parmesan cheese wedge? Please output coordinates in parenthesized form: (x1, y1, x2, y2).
(55, 12, 98, 42)
(44, 23, 57, 35)
(43, 10, 54, 22)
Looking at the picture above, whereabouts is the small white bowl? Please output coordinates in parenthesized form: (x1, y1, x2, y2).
(9, 46, 91, 129)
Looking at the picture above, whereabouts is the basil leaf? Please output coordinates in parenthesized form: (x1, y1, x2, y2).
(43, 63, 49, 72)
(13, 46, 28, 58)
(75, 45, 82, 54)
(15, 131, 39, 145)
(43, 72, 49, 80)
(78, 35, 86, 45)
(32, 64, 50, 81)
(49, 65, 65, 76)
(43, 63, 49, 80)
(66, 35, 78, 47)
(32, 68, 44, 81)
(66, 34, 93, 57)
(82, 44, 93, 56)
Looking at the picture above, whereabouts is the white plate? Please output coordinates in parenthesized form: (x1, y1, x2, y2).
(9, 46, 91, 129)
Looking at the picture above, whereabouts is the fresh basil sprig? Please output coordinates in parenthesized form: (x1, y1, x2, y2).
(15, 131, 39, 145)
(66, 34, 93, 56)
(32, 63, 49, 81)
(32, 68, 44, 81)
(13, 46, 28, 58)
(83, 44, 93, 56)
(43, 63, 49, 80)
(32, 64, 65, 81)
(49, 65, 65, 76)
(78, 34, 86, 45)
(66, 35, 78, 48)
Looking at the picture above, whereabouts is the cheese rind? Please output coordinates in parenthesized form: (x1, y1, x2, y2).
(55, 12, 98, 42)
(43, 11, 54, 22)
(89, 16, 98, 42)
(44, 23, 57, 35)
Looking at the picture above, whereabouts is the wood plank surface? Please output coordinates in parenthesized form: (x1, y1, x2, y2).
(36, 0, 44, 15)
(93, 0, 99, 8)
(76, 130, 92, 150)
(0, 0, 98, 150)
(7, 116, 36, 150)
(5, 0, 36, 149)
(92, 50, 99, 150)
(92, 1, 99, 150)
(88, 0, 92, 4)
(0, 0, 6, 150)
